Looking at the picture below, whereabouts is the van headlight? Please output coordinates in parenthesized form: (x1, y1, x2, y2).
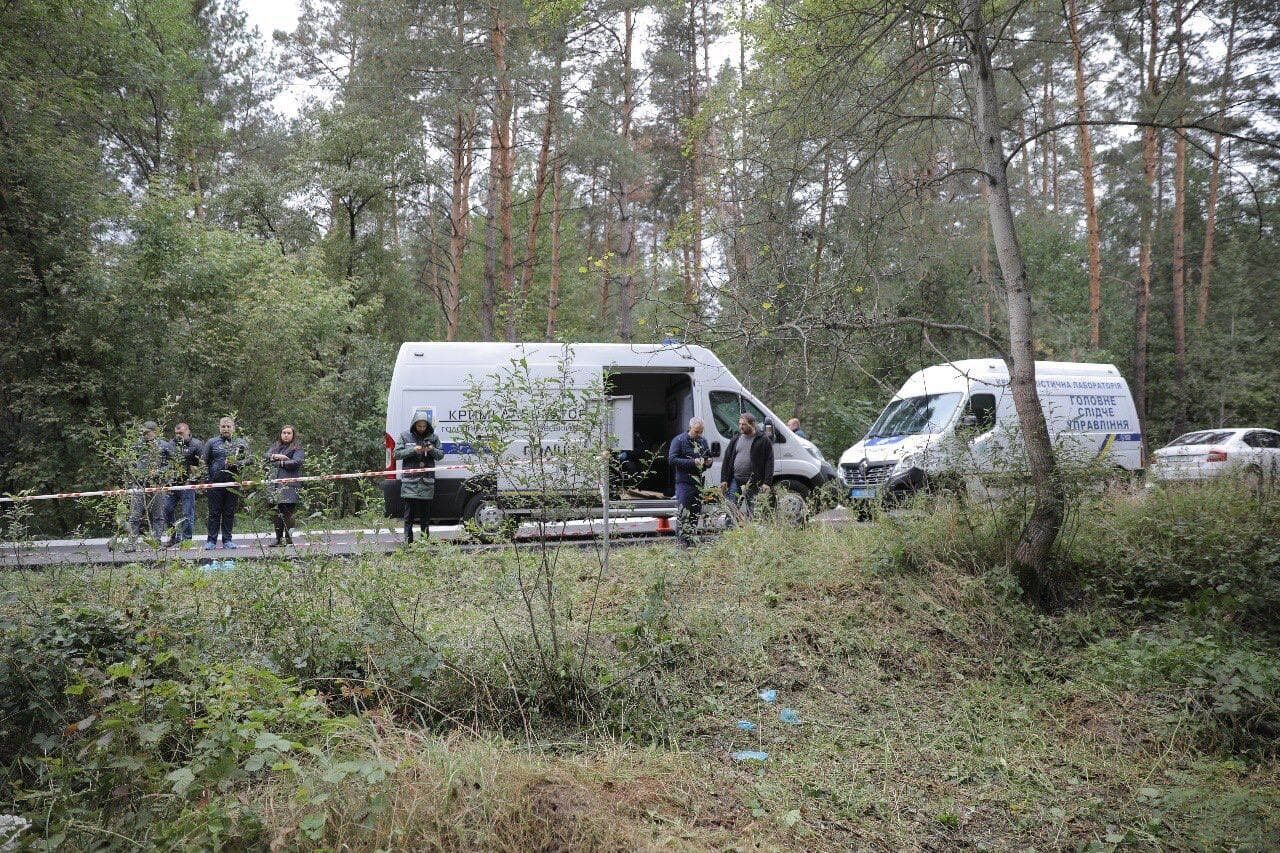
(804, 445, 823, 462)
(894, 452, 920, 473)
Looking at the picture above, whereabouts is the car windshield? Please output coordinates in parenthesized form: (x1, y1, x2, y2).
(866, 393, 962, 439)
(1165, 430, 1236, 447)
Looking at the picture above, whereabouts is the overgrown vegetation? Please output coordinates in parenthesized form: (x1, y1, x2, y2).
(3, 482, 1278, 849)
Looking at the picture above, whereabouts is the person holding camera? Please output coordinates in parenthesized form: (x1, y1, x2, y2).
(162, 421, 204, 546)
(395, 409, 444, 543)
(668, 417, 711, 547)
(265, 424, 304, 547)
(203, 416, 249, 550)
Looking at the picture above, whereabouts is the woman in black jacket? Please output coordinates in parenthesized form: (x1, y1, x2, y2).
(265, 425, 304, 546)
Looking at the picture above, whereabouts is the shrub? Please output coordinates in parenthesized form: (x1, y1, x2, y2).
(0, 603, 145, 761)
(1064, 480, 1280, 629)
(0, 600, 367, 848)
(869, 495, 1018, 577)
(1085, 630, 1280, 751)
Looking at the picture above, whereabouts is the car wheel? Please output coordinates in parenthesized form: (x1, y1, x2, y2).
(463, 494, 518, 541)
(772, 480, 811, 525)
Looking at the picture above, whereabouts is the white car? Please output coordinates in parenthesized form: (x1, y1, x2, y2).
(1149, 428, 1280, 488)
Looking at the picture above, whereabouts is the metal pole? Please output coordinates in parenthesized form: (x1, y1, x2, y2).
(600, 396, 610, 571)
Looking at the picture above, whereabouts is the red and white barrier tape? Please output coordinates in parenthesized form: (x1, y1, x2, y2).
(0, 461, 497, 504)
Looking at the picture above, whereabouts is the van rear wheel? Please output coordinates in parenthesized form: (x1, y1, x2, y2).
(772, 480, 811, 525)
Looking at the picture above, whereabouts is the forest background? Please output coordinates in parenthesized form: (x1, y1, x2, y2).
(3, 0, 1278, 532)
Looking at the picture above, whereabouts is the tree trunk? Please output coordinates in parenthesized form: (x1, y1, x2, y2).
(685, 0, 703, 311)
(546, 155, 563, 339)
(1133, 0, 1160, 438)
(482, 121, 499, 340)
(1019, 113, 1034, 200)
(617, 7, 638, 342)
(1198, 0, 1237, 327)
(1049, 78, 1060, 210)
(1039, 78, 1051, 200)
(521, 38, 564, 312)
(813, 151, 831, 290)
(1171, 0, 1189, 436)
(600, 217, 614, 327)
(446, 109, 476, 341)
(978, 180, 995, 332)
(1065, 0, 1102, 348)
(963, 0, 1065, 608)
(491, 8, 516, 341)
(189, 149, 205, 220)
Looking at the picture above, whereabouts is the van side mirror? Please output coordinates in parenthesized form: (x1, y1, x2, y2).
(710, 441, 721, 457)
(960, 414, 978, 428)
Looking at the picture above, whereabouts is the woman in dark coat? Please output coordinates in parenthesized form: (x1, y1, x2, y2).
(265, 425, 304, 546)
(394, 410, 444, 543)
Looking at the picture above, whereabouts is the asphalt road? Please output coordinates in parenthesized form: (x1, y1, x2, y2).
(1, 509, 855, 569)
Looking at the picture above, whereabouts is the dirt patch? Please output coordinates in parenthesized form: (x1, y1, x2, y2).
(522, 769, 751, 850)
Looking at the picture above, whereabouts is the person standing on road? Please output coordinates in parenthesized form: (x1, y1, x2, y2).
(203, 416, 249, 550)
(162, 422, 204, 546)
(265, 425, 304, 547)
(721, 413, 774, 522)
(787, 417, 808, 440)
(395, 410, 444, 544)
(125, 421, 167, 551)
(668, 417, 711, 547)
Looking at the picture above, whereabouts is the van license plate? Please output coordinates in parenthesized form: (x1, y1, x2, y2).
(849, 487, 876, 500)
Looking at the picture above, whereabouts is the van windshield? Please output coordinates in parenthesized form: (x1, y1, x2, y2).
(866, 393, 963, 439)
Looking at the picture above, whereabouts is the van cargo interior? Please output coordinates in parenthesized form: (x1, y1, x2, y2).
(608, 371, 693, 497)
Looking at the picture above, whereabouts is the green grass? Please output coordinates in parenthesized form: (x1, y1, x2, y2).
(3, 486, 1279, 850)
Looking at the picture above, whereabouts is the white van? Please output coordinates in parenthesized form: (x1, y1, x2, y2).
(837, 359, 1142, 501)
(383, 342, 835, 526)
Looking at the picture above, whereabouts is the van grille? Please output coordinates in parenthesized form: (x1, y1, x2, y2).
(840, 461, 894, 487)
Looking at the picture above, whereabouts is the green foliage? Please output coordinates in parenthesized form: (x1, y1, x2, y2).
(1064, 481, 1280, 629)
(1086, 631, 1280, 750)
(0, 599, 377, 848)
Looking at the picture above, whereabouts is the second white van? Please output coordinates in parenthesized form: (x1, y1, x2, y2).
(838, 359, 1143, 501)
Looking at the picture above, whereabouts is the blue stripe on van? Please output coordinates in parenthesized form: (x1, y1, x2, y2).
(1115, 433, 1143, 442)
(864, 436, 907, 447)
(441, 442, 471, 455)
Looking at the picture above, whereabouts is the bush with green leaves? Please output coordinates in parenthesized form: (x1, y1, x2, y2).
(1063, 480, 1280, 628)
(0, 600, 385, 848)
(1085, 630, 1280, 750)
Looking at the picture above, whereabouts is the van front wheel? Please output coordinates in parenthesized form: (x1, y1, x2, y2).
(463, 494, 518, 540)
(772, 480, 811, 525)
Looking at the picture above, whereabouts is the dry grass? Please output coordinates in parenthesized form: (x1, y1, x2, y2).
(252, 731, 764, 851)
(5, 498, 1280, 850)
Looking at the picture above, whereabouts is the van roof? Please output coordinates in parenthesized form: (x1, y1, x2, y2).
(899, 359, 1123, 394)
(395, 342, 727, 370)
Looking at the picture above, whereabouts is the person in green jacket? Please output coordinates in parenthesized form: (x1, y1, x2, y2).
(395, 409, 444, 543)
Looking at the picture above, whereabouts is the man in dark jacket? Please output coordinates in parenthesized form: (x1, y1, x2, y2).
(394, 409, 444, 543)
(125, 421, 167, 551)
(720, 412, 774, 522)
(203, 416, 249, 550)
(162, 422, 204, 546)
(667, 417, 710, 546)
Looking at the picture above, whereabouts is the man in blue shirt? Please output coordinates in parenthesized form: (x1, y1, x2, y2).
(667, 417, 711, 547)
